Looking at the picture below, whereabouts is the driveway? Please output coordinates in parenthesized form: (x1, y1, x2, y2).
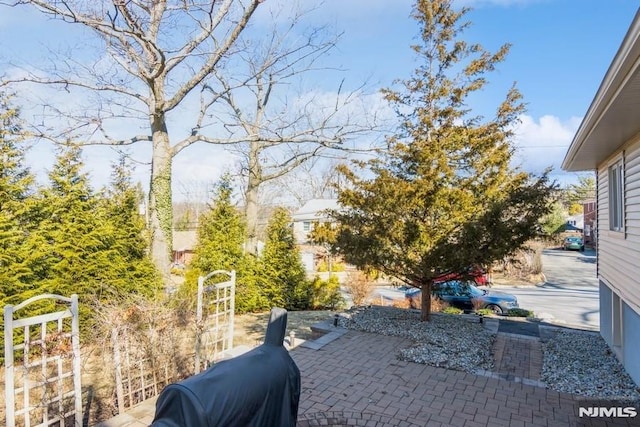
(495, 248, 599, 330)
(539, 248, 597, 288)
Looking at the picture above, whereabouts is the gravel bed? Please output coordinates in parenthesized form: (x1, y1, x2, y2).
(337, 306, 640, 402)
(338, 306, 494, 373)
(542, 329, 640, 401)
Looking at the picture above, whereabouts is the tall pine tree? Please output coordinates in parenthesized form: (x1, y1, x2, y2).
(0, 92, 36, 305)
(186, 175, 268, 313)
(261, 207, 310, 310)
(334, 0, 555, 320)
(21, 144, 102, 301)
(94, 155, 161, 296)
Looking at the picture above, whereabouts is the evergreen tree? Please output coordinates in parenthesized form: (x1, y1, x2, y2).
(186, 175, 268, 313)
(189, 176, 246, 275)
(334, 0, 555, 320)
(95, 155, 161, 296)
(0, 92, 35, 305)
(564, 175, 596, 213)
(540, 202, 567, 236)
(261, 207, 310, 310)
(21, 144, 102, 300)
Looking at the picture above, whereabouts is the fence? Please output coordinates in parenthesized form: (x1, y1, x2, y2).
(4, 271, 237, 423)
(111, 269, 236, 414)
(195, 270, 236, 374)
(4, 294, 82, 427)
(111, 319, 188, 415)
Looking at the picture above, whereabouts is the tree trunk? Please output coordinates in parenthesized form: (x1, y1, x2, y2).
(149, 112, 173, 279)
(245, 183, 259, 254)
(244, 140, 262, 255)
(420, 282, 432, 321)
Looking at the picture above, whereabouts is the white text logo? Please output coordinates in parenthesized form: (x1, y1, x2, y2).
(578, 407, 638, 418)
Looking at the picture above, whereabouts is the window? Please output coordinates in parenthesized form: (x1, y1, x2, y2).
(303, 221, 311, 232)
(608, 161, 624, 231)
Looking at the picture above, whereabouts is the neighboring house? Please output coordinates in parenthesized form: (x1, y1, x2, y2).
(291, 199, 340, 244)
(291, 199, 340, 272)
(583, 200, 597, 248)
(173, 230, 198, 265)
(565, 214, 584, 231)
(562, 10, 640, 385)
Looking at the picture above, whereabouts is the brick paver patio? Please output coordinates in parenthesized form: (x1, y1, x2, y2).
(97, 322, 640, 427)
(492, 332, 543, 382)
(294, 330, 573, 427)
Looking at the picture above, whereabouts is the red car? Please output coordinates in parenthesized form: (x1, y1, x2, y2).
(433, 266, 489, 286)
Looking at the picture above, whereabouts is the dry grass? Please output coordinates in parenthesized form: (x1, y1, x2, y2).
(233, 310, 336, 347)
(392, 293, 449, 312)
(492, 240, 546, 284)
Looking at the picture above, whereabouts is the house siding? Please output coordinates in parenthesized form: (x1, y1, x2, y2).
(599, 281, 613, 346)
(623, 302, 640, 384)
(597, 138, 640, 386)
(597, 138, 640, 314)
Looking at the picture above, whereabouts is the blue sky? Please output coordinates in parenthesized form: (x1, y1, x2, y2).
(0, 0, 638, 201)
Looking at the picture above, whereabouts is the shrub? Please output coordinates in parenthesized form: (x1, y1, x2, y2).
(442, 306, 463, 315)
(403, 292, 450, 312)
(345, 271, 374, 306)
(499, 240, 545, 279)
(310, 275, 344, 310)
(391, 298, 411, 309)
(507, 308, 534, 317)
(170, 266, 186, 276)
(431, 296, 449, 312)
(475, 308, 494, 316)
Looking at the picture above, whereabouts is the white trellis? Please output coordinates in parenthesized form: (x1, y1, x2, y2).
(194, 270, 236, 374)
(111, 322, 179, 415)
(4, 294, 82, 427)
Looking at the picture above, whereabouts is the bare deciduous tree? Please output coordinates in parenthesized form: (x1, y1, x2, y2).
(0, 0, 378, 274)
(270, 157, 343, 207)
(206, 6, 379, 253)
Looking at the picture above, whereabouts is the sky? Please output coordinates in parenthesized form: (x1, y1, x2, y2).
(0, 0, 638, 202)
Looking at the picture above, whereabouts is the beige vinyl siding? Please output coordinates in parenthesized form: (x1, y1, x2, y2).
(598, 139, 640, 313)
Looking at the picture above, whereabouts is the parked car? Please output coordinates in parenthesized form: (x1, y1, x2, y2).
(405, 280, 518, 314)
(563, 236, 584, 251)
(433, 266, 489, 286)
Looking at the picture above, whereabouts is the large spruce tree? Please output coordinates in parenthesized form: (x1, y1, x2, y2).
(261, 207, 310, 310)
(95, 155, 161, 296)
(0, 93, 35, 305)
(21, 144, 100, 299)
(187, 176, 268, 313)
(334, 0, 555, 320)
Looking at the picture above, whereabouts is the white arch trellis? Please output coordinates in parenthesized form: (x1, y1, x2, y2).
(3, 294, 82, 427)
(194, 270, 236, 374)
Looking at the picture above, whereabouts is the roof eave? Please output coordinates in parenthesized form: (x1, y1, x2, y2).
(562, 9, 640, 172)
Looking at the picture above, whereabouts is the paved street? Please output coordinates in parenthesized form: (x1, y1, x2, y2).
(538, 248, 598, 288)
(374, 248, 600, 330)
(497, 248, 599, 330)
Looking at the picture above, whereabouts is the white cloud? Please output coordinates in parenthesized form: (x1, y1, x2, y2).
(512, 114, 582, 178)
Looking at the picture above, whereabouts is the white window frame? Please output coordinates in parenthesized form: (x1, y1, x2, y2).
(608, 160, 624, 232)
(303, 221, 311, 232)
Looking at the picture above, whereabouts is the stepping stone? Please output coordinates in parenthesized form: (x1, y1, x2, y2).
(498, 319, 540, 337)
